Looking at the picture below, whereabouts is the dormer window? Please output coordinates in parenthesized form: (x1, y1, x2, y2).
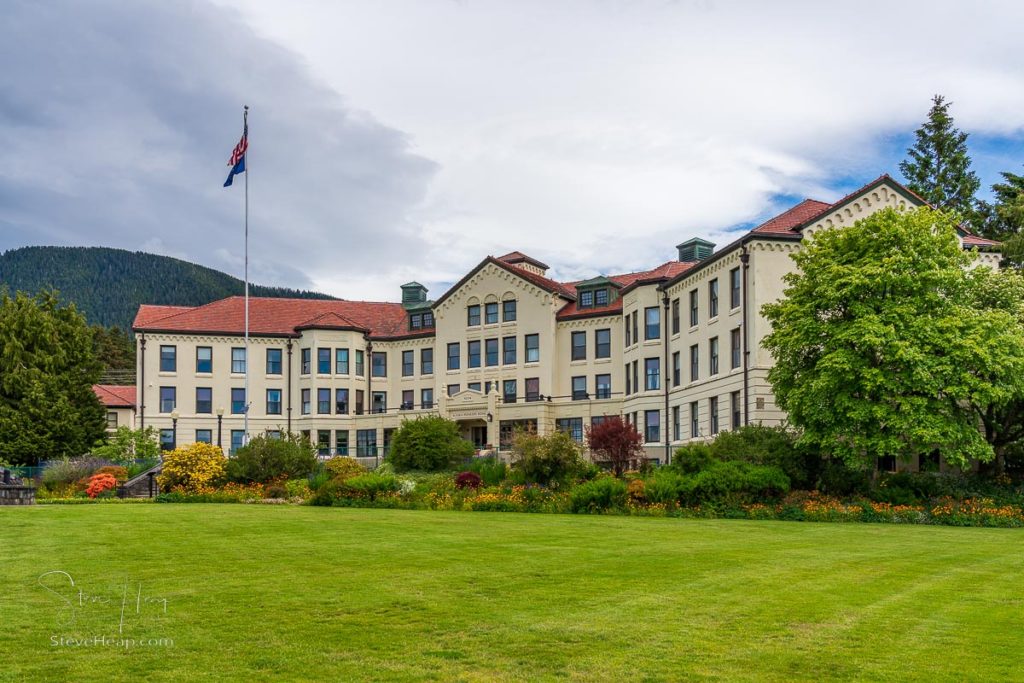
(594, 288, 608, 306)
(580, 291, 593, 308)
(423, 312, 434, 327)
(410, 313, 422, 330)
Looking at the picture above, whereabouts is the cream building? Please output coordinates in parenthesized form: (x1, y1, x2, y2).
(131, 175, 1001, 464)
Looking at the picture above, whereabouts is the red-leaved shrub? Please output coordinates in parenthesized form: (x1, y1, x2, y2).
(455, 471, 483, 489)
(86, 473, 118, 498)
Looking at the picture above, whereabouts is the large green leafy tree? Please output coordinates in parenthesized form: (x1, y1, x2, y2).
(899, 95, 981, 220)
(0, 291, 107, 465)
(762, 207, 1024, 470)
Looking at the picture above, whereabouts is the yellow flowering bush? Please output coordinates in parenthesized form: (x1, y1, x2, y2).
(157, 442, 227, 494)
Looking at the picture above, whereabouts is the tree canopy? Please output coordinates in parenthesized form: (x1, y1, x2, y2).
(388, 416, 475, 472)
(762, 206, 1024, 469)
(0, 290, 107, 465)
(899, 95, 980, 220)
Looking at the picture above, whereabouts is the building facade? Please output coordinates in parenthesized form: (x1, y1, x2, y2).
(131, 175, 1001, 462)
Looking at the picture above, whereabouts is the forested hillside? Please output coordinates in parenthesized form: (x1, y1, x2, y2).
(0, 246, 334, 330)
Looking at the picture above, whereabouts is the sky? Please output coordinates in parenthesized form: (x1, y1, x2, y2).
(2, 0, 1023, 300)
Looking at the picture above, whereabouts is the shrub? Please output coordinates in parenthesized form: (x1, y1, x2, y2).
(643, 472, 683, 506)
(816, 458, 871, 496)
(95, 465, 128, 482)
(264, 484, 289, 499)
(41, 457, 110, 488)
(387, 416, 475, 472)
(309, 480, 341, 506)
(467, 457, 507, 486)
(455, 471, 483, 489)
(671, 442, 715, 474)
(342, 473, 401, 501)
(677, 461, 790, 507)
(586, 416, 645, 477)
(227, 432, 317, 484)
(90, 426, 161, 465)
(85, 473, 117, 498)
(285, 478, 311, 499)
(570, 477, 628, 514)
(157, 442, 227, 494)
(323, 456, 367, 482)
(512, 429, 584, 486)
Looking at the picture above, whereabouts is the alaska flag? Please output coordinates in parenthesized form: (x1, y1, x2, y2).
(223, 118, 248, 187)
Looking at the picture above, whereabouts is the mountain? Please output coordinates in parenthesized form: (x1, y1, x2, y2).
(0, 246, 335, 330)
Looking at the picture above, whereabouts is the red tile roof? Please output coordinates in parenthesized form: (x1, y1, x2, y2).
(749, 199, 832, 235)
(93, 384, 136, 408)
(134, 297, 429, 339)
(496, 251, 551, 270)
(963, 235, 1001, 248)
(557, 260, 698, 319)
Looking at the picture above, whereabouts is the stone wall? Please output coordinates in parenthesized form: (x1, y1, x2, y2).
(0, 486, 36, 505)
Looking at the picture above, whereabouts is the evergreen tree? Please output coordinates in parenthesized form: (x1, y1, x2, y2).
(0, 290, 107, 465)
(899, 95, 981, 220)
(976, 167, 1024, 248)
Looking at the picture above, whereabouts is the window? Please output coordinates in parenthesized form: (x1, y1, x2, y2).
(195, 387, 212, 414)
(580, 290, 594, 308)
(421, 348, 433, 374)
(730, 267, 741, 309)
(690, 401, 700, 438)
(592, 415, 607, 427)
(503, 299, 517, 322)
(709, 279, 719, 318)
(731, 328, 741, 370)
(228, 347, 246, 374)
(690, 344, 699, 382)
(468, 382, 482, 392)
(645, 358, 660, 391)
(232, 388, 246, 414)
(625, 315, 631, 346)
(596, 374, 611, 399)
(106, 411, 118, 429)
(230, 430, 244, 455)
(372, 352, 387, 377)
(401, 390, 414, 410)
(502, 336, 517, 365)
(645, 410, 660, 443)
(595, 328, 611, 358)
(571, 331, 586, 361)
(447, 342, 460, 370)
(878, 456, 897, 473)
(572, 376, 587, 401)
(317, 348, 330, 374)
(267, 430, 281, 440)
(468, 340, 481, 368)
(356, 429, 377, 457)
(402, 350, 414, 377)
(710, 337, 719, 375)
(159, 345, 176, 372)
(525, 334, 540, 363)
(595, 288, 609, 306)
(731, 391, 741, 430)
(317, 388, 330, 414)
(423, 312, 434, 328)
(671, 298, 680, 335)
(689, 289, 699, 327)
(159, 386, 175, 413)
(301, 348, 311, 374)
(355, 350, 365, 377)
(525, 378, 540, 402)
(632, 311, 639, 345)
(710, 396, 720, 434)
(485, 302, 499, 324)
(672, 405, 681, 441)
(196, 346, 212, 373)
(160, 429, 175, 451)
(625, 363, 631, 395)
(335, 430, 349, 456)
(556, 417, 584, 443)
(266, 348, 282, 375)
(317, 430, 330, 456)
(301, 389, 310, 415)
(467, 304, 481, 326)
(645, 307, 660, 340)
(632, 361, 639, 397)
(485, 338, 499, 366)
(421, 388, 434, 409)
(503, 380, 517, 404)
(410, 313, 423, 330)
(672, 351, 681, 387)
(336, 348, 349, 374)
(355, 390, 365, 415)
(447, 384, 460, 397)
(335, 388, 348, 414)
(372, 392, 387, 414)
(195, 429, 212, 444)
(267, 389, 282, 415)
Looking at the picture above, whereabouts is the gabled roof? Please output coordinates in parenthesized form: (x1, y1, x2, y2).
(434, 256, 576, 308)
(749, 199, 832, 235)
(557, 260, 698, 320)
(93, 384, 136, 408)
(134, 296, 431, 339)
(496, 251, 550, 270)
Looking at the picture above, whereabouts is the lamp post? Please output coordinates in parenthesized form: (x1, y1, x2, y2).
(216, 406, 224, 449)
(170, 409, 179, 451)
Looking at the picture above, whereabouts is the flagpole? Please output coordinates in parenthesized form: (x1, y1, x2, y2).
(243, 104, 250, 446)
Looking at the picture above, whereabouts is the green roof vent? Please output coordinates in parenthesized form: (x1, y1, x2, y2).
(400, 282, 428, 307)
(676, 238, 716, 262)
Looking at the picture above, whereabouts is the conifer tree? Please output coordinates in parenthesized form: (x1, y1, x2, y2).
(899, 95, 980, 219)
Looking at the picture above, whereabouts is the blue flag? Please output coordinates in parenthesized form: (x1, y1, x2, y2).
(224, 155, 245, 187)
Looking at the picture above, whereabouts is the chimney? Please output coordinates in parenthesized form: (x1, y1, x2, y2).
(676, 238, 716, 262)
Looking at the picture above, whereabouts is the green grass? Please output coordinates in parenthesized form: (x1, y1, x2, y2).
(2, 506, 1023, 682)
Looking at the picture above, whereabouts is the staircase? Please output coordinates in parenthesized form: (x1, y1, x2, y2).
(119, 464, 162, 499)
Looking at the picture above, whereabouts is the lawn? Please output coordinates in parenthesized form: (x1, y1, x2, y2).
(2, 506, 1023, 682)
